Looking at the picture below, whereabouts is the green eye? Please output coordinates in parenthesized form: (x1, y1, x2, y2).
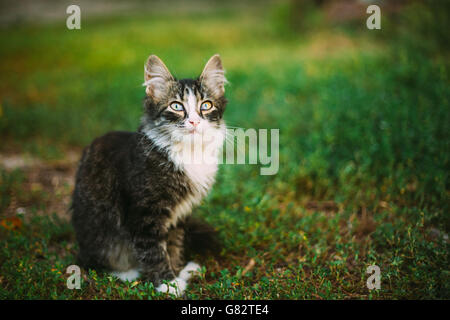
(200, 101, 212, 111)
(170, 102, 184, 112)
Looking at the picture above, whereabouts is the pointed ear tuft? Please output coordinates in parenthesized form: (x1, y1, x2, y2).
(200, 54, 227, 97)
(143, 55, 174, 100)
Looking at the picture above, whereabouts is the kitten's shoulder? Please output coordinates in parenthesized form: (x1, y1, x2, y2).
(80, 131, 140, 162)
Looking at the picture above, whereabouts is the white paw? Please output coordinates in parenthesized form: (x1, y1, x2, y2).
(156, 277, 187, 297)
(111, 269, 140, 282)
(178, 261, 201, 281)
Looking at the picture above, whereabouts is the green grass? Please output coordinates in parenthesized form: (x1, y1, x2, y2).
(0, 3, 449, 299)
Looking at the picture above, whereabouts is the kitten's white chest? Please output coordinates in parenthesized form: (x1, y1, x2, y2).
(170, 133, 221, 196)
(165, 142, 220, 229)
(165, 163, 217, 229)
(183, 162, 217, 195)
(162, 129, 224, 229)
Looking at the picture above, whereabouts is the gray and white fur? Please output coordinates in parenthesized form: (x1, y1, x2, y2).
(71, 54, 227, 296)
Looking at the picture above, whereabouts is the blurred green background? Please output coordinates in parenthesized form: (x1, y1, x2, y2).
(0, 0, 449, 299)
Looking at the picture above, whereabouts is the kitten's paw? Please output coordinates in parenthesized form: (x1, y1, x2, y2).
(111, 269, 140, 282)
(156, 277, 187, 297)
(178, 261, 201, 281)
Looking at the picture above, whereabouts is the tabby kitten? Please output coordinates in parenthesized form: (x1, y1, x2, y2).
(71, 54, 227, 296)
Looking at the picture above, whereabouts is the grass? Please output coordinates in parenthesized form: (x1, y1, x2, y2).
(0, 2, 449, 299)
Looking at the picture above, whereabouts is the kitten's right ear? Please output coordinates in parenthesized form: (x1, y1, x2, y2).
(200, 54, 226, 97)
(143, 55, 174, 100)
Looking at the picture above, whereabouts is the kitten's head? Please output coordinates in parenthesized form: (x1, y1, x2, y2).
(140, 54, 227, 151)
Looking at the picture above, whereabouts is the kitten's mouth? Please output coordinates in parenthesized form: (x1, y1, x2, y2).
(187, 128, 199, 134)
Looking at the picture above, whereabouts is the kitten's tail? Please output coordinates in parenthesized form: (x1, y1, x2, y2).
(184, 216, 222, 257)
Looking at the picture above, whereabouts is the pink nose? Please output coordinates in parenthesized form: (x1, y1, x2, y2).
(189, 120, 200, 126)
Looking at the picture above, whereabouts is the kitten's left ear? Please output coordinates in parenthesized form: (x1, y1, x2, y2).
(144, 55, 174, 101)
(200, 54, 227, 97)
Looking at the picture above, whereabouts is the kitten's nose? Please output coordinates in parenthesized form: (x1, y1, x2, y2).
(189, 120, 200, 127)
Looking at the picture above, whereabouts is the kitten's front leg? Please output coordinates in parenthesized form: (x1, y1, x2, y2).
(155, 225, 202, 297)
(156, 261, 201, 297)
(138, 241, 175, 283)
(128, 210, 176, 286)
(128, 209, 188, 296)
(167, 225, 185, 274)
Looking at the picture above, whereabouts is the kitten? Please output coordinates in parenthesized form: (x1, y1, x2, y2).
(71, 54, 227, 296)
